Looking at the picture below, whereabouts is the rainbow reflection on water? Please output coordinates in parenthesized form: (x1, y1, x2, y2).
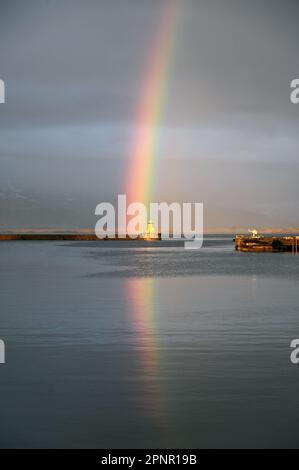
(124, 276, 170, 428)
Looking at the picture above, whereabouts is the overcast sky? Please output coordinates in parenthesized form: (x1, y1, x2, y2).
(0, 0, 299, 230)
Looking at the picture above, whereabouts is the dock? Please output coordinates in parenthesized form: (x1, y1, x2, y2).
(235, 233, 299, 253)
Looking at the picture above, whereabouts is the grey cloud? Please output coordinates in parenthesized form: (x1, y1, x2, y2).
(0, 0, 299, 229)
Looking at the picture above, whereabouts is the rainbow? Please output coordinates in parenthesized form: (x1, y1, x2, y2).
(127, 0, 182, 208)
(124, 3, 182, 422)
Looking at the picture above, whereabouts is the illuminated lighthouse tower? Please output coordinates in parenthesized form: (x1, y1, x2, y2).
(146, 220, 157, 239)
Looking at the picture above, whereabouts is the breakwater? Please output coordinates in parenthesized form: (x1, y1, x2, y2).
(0, 233, 162, 241)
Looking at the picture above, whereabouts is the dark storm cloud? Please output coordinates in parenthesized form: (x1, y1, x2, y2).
(0, 0, 161, 128)
(1, 0, 298, 128)
(0, 0, 299, 228)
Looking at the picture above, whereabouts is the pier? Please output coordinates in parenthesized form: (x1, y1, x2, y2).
(235, 234, 299, 253)
(0, 233, 162, 241)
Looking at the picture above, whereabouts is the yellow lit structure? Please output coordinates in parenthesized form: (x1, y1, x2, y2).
(146, 220, 157, 239)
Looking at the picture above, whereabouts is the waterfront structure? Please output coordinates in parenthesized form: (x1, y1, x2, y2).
(235, 233, 299, 253)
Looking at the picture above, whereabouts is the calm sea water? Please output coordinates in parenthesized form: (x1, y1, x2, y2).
(1, 236, 299, 448)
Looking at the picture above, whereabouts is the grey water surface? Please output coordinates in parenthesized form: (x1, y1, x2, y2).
(1, 236, 299, 448)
